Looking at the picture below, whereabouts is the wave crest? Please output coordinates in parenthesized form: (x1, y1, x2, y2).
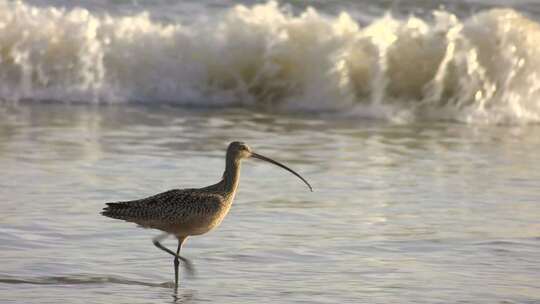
(1, 1, 539, 123)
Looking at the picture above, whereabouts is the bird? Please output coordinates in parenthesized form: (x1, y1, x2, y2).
(101, 141, 312, 288)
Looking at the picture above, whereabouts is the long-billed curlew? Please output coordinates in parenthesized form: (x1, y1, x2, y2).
(101, 141, 312, 287)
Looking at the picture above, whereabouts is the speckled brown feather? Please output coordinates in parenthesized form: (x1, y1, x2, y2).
(101, 187, 232, 236)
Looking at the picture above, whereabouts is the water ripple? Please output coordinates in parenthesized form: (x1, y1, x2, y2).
(0, 274, 172, 288)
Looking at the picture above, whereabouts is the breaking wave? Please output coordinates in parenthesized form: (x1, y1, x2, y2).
(1, 0, 540, 123)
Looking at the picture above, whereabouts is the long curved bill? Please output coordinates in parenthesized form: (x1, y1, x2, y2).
(251, 152, 313, 192)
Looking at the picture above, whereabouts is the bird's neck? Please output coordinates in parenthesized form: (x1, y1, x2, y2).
(220, 155, 241, 196)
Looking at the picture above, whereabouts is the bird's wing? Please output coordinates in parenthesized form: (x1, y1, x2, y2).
(101, 189, 224, 226)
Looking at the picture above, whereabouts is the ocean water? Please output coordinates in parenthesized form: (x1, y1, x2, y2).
(0, 1, 539, 303)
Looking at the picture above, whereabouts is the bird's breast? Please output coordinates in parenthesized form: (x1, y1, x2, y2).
(173, 197, 234, 237)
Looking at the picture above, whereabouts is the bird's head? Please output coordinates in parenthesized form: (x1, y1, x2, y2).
(226, 141, 312, 191)
(227, 141, 253, 160)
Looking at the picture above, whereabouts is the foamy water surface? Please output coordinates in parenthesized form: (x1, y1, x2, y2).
(1, 0, 540, 123)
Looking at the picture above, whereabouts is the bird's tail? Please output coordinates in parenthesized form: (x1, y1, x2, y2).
(101, 202, 131, 219)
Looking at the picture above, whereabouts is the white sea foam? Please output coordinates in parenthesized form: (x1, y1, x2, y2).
(1, 1, 539, 123)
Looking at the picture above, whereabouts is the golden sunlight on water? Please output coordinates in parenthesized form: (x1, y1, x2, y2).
(0, 104, 539, 303)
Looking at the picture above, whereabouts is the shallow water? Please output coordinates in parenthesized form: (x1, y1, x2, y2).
(1, 103, 539, 303)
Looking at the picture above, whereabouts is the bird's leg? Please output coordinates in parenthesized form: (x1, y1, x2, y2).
(152, 234, 195, 281)
(174, 243, 180, 289)
(174, 237, 186, 288)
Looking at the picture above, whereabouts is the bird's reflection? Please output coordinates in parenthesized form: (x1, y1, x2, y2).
(172, 286, 195, 303)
